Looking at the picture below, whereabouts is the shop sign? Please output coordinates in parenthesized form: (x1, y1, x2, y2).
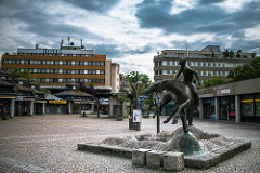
(43, 49, 61, 54)
(133, 109, 142, 122)
(218, 89, 230, 94)
(49, 101, 67, 104)
(199, 94, 213, 98)
(241, 99, 253, 103)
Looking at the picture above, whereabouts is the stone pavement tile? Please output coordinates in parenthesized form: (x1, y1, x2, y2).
(0, 115, 260, 172)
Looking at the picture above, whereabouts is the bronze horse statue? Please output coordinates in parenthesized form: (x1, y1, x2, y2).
(143, 79, 197, 133)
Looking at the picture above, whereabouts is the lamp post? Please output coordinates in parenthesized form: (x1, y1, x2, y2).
(135, 71, 139, 109)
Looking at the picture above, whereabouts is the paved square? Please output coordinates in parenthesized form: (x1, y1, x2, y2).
(0, 115, 260, 172)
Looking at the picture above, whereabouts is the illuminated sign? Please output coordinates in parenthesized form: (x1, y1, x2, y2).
(43, 49, 61, 54)
(49, 101, 67, 104)
(218, 89, 230, 94)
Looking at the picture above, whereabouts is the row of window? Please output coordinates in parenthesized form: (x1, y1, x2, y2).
(155, 61, 244, 67)
(5, 68, 105, 75)
(17, 53, 92, 57)
(155, 70, 230, 77)
(37, 78, 105, 83)
(3, 59, 105, 66)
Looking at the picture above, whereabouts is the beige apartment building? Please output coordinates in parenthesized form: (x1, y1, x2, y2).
(154, 45, 253, 83)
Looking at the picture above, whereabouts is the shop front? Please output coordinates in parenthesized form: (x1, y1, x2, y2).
(45, 101, 67, 115)
(241, 94, 260, 123)
(219, 96, 235, 121)
(203, 97, 214, 119)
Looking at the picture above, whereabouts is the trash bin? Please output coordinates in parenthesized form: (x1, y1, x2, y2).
(133, 122, 141, 131)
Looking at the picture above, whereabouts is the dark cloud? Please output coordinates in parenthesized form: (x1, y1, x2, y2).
(87, 44, 120, 58)
(62, 0, 120, 13)
(135, 0, 260, 36)
(198, 0, 225, 5)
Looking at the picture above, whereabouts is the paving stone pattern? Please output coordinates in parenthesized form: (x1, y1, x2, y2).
(0, 115, 260, 172)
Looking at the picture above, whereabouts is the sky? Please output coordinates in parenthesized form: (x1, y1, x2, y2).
(0, 0, 260, 80)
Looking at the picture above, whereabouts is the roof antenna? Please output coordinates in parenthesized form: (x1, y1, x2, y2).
(60, 38, 64, 49)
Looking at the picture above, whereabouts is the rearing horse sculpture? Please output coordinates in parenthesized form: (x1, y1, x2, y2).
(143, 79, 197, 133)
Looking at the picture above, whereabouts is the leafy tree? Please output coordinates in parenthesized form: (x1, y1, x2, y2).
(121, 71, 152, 84)
(40, 89, 51, 94)
(11, 68, 38, 82)
(230, 50, 234, 59)
(228, 57, 260, 81)
(236, 52, 240, 58)
(203, 76, 227, 87)
(4, 52, 10, 55)
(251, 52, 256, 58)
(11, 68, 30, 80)
(211, 51, 214, 57)
(223, 49, 229, 58)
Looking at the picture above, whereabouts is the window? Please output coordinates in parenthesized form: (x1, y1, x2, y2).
(71, 61, 75, 65)
(162, 61, 167, 66)
(241, 95, 254, 117)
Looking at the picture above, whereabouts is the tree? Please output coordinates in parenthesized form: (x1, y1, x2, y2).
(230, 50, 234, 59)
(211, 51, 214, 57)
(203, 76, 227, 87)
(116, 93, 127, 120)
(120, 71, 153, 110)
(11, 68, 30, 80)
(228, 57, 260, 81)
(40, 89, 51, 94)
(251, 52, 256, 58)
(236, 52, 240, 58)
(223, 49, 229, 58)
(121, 71, 152, 85)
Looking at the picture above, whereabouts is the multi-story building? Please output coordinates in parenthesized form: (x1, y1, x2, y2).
(1, 43, 119, 93)
(154, 45, 253, 83)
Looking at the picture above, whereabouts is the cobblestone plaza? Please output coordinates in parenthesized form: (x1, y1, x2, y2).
(0, 115, 260, 173)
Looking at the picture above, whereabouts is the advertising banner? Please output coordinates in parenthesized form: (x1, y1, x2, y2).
(133, 109, 142, 122)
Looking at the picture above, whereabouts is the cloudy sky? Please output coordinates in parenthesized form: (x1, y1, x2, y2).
(0, 0, 260, 80)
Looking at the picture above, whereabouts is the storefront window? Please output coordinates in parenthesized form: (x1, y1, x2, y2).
(219, 96, 229, 120)
(203, 97, 214, 119)
(256, 95, 260, 117)
(229, 96, 235, 121)
(241, 95, 254, 117)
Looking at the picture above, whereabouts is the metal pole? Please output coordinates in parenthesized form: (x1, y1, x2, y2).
(135, 71, 139, 109)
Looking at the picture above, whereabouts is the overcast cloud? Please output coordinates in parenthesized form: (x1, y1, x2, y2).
(0, 0, 259, 80)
